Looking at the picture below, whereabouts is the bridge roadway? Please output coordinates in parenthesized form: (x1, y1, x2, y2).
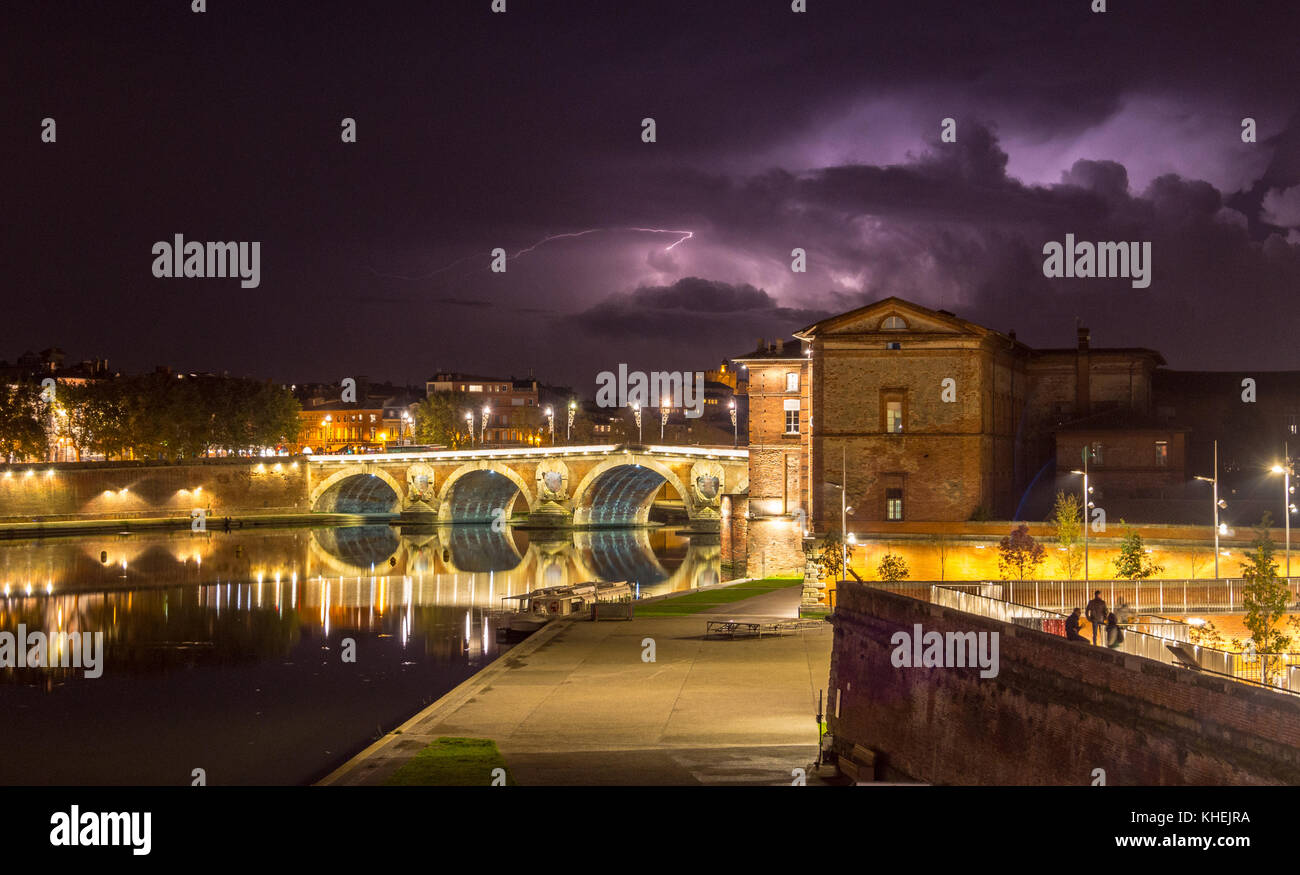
(305, 444, 749, 530)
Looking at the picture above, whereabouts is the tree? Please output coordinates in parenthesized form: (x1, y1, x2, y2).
(1050, 490, 1085, 579)
(0, 383, 50, 461)
(414, 392, 472, 448)
(877, 553, 909, 582)
(817, 529, 853, 581)
(1113, 523, 1163, 580)
(1241, 513, 1292, 685)
(930, 533, 952, 581)
(997, 525, 1046, 581)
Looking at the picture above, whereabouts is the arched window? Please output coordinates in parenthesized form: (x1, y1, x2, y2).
(881, 315, 907, 330)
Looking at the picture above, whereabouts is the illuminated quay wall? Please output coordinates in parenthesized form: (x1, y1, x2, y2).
(0, 459, 309, 523)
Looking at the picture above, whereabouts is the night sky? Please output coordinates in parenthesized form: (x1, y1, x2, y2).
(5, 0, 1300, 391)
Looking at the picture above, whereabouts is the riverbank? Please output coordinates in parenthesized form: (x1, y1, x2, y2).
(318, 577, 836, 786)
(0, 511, 395, 541)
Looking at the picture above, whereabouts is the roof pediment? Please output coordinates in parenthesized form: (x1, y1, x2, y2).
(793, 297, 991, 339)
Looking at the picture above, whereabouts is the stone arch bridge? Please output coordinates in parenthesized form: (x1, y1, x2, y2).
(306, 444, 748, 530)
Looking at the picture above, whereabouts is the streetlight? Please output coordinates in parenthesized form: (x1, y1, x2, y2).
(632, 403, 642, 444)
(729, 399, 737, 447)
(567, 400, 576, 443)
(1194, 439, 1224, 579)
(660, 397, 670, 441)
(545, 406, 555, 446)
(465, 410, 475, 446)
(1270, 441, 1294, 578)
(1070, 445, 1094, 581)
(827, 445, 853, 582)
(481, 405, 490, 446)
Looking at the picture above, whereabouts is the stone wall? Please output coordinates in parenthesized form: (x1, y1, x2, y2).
(828, 582, 1300, 784)
(0, 460, 308, 522)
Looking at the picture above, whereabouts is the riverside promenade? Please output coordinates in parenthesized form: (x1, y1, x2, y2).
(318, 579, 834, 786)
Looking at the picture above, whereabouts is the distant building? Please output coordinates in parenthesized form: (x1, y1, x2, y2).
(426, 372, 542, 445)
(728, 296, 1296, 575)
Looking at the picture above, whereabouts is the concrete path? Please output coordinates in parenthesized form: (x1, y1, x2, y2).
(320, 583, 835, 786)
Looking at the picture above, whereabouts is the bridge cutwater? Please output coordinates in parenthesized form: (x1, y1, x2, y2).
(306, 444, 749, 530)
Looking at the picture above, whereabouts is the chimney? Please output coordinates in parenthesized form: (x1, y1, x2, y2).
(1076, 325, 1091, 417)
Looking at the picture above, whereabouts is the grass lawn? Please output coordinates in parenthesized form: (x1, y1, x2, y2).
(383, 737, 512, 786)
(634, 577, 803, 617)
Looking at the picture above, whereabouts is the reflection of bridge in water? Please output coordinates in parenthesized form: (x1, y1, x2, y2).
(872, 578, 1300, 615)
(306, 524, 720, 600)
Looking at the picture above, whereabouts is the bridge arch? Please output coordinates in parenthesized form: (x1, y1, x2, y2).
(571, 454, 693, 527)
(436, 463, 536, 524)
(310, 467, 404, 514)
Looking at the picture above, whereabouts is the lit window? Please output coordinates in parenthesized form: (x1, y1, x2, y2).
(882, 316, 907, 330)
(886, 488, 904, 520)
(886, 401, 903, 434)
(784, 398, 800, 434)
(785, 372, 799, 392)
(1155, 441, 1168, 467)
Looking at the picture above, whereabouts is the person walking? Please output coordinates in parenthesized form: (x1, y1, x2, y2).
(1065, 607, 1087, 642)
(1085, 590, 1108, 645)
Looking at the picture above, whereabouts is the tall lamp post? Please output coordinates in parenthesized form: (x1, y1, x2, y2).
(632, 403, 642, 444)
(1270, 441, 1294, 578)
(729, 399, 737, 447)
(1194, 439, 1225, 579)
(465, 411, 474, 447)
(660, 397, 670, 441)
(1070, 445, 1094, 581)
(827, 445, 853, 582)
(567, 400, 576, 443)
(481, 405, 490, 446)
(545, 406, 554, 446)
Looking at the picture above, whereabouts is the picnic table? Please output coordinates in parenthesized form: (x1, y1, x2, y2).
(705, 618, 825, 639)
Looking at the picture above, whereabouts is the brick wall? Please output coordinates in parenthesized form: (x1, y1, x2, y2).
(0, 460, 308, 522)
(828, 582, 1300, 784)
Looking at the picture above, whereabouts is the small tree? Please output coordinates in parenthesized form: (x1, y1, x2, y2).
(998, 525, 1046, 581)
(931, 533, 951, 581)
(877, 553, 909, 582)
(1242, 513, 1292, 685)
(1113, 523, 1163, 580)
(817, 529, 853, 581)
(1050, 490, 1085, 579)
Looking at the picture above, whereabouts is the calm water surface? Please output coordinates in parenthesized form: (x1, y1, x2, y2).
(0, 524, 720, 785)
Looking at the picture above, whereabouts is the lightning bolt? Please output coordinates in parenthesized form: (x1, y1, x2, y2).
(512, 227, 694, 258)
(370, 226, 695, 283)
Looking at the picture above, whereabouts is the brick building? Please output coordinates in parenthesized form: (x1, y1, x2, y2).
(728, 297, 1195, 574)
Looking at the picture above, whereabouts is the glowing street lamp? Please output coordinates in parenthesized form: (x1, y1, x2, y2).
(1270, 441, 1294, 578)
(481, 405, 491, 445)
(1194, 439, 1224, 579)
(632, 403, 642, 444)
(1070, 444, 1095, 581)
(660, 397, 671, 441)
(545, 406, 555, 445)
(567, 400, 576, 443)
(728, 399, 737, 447)
(465, 410, 475, 446)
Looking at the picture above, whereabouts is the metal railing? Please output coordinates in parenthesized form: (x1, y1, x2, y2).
(927, 585, 1300, 696)
(998, 578, 1300, 615)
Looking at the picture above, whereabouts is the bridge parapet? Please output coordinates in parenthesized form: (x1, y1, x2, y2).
(305, 445, 748, 528)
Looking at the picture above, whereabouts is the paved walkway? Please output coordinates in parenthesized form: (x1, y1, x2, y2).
(319, 583, 835, 786)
